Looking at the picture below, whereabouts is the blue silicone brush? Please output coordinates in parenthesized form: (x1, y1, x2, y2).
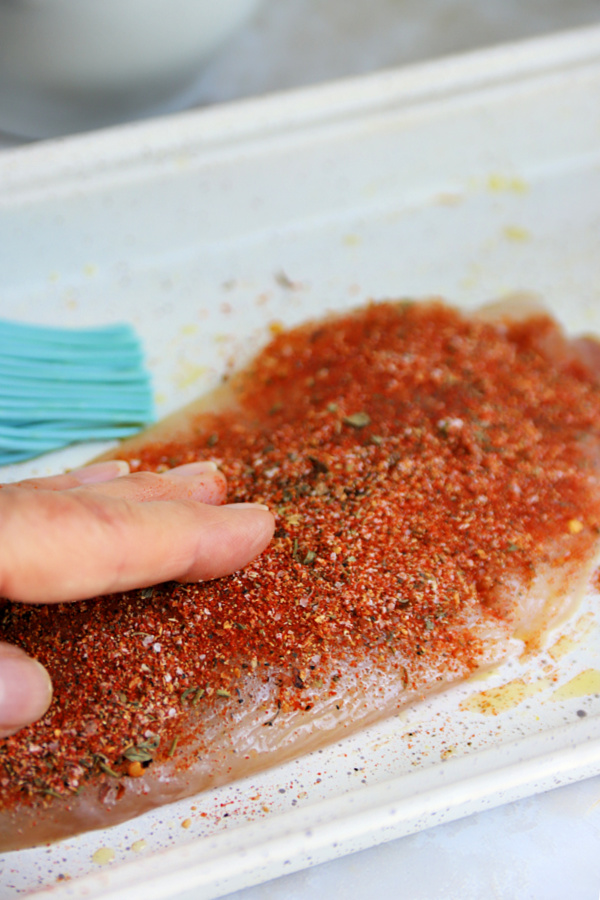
(0, 319, 155, 465)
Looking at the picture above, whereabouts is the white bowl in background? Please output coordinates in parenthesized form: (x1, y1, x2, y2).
(0, 0, 264, 139)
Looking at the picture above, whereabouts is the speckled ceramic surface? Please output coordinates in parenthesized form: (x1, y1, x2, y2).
(1, 25, 600, 898)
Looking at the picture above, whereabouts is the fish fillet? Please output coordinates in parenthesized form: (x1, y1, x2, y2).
(1, 298, 600, 851)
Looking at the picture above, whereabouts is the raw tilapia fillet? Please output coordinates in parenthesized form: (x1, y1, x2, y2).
(2, 298, 600, 851)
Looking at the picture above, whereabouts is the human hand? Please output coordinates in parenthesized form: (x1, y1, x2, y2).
(0, 459, 274, 737)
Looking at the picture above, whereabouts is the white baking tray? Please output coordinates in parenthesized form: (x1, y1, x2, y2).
(1, 24, 600, 900)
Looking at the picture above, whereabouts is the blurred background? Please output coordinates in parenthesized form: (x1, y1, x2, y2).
(1, 0, 600, 145)
(190, 0, 600, 105)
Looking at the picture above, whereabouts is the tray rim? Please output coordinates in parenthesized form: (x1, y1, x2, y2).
(26, 717, 600, 900)
(2, 22, 600, 199)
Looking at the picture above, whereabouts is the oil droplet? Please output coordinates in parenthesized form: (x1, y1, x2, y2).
(552, 669, 600, 701)
(468, 668, 496, 684)
(173, 361, 209, 389)
(487, 173, 529, 193)
(435, 192, 463, 207)
(131, 839, 147, 853)
(175, 152, 191, 171)
(92, 847, 115, 865)
(461, 677, 550, 715)
(502, 225, 531, 242)
(181, 818, 192, 829)
(547, 613, 595, 662)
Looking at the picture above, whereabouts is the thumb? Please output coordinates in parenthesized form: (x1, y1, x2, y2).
(0, 643, 53, 737)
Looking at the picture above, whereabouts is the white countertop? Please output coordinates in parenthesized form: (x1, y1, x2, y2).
(2, 3, 600, 899)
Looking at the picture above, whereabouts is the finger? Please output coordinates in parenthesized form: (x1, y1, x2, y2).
(176, 503, 274, 583)
(10, 459, 131, 492)
(80, 462, 227, 507)
(0, 488, 274, 603)
(10, 460, 226, 507)
(0, 643, 53, 737)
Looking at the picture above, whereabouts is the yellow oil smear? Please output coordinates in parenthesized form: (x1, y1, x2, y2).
(552, 669, 600, 701)
(468, 664, 506, 684)
(461, 677, 550, 715)
(180, 323, 198, 337)
(487, 173, 529, 194)
(547, 613, 595, 662)
(130, 839, 147, 853)
(175, 152, 191, 170)
(92, 847, 115, 865)
(502, 225, 531, 242)
(173, 361, 209, 390)
(435, 192, 463, 207)
(460, 262, 483, 290)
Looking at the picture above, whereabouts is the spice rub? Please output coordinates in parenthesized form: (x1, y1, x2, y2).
(2, 298, 600, 849)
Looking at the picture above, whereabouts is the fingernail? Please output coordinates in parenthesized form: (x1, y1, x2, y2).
(70, 460, 130, 484)
(0, 649, 52, 732)
(224, 502, 271, 511)
(166, 461, 218, 478)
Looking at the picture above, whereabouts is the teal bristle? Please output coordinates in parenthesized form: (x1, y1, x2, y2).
(0, 319, 155, 465)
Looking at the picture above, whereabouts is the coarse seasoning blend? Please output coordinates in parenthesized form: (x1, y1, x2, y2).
(1, 299, 600, 849)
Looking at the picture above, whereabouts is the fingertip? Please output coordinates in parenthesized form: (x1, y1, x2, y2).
(212, 502, 275, 548)
(164, 461, 218, 477)
(224, 503, 275, 532)
(0, 645, 52, 737)
(77, 463, 228, 507)
(178, 503, 275, 584)
(217, 503, 275, 561)
(70, 460, 131, 485)
(224, 501, 271, 512)
(164, 462, 227, 505)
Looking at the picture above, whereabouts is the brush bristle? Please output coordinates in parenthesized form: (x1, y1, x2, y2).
(0, 320, 155, 465)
